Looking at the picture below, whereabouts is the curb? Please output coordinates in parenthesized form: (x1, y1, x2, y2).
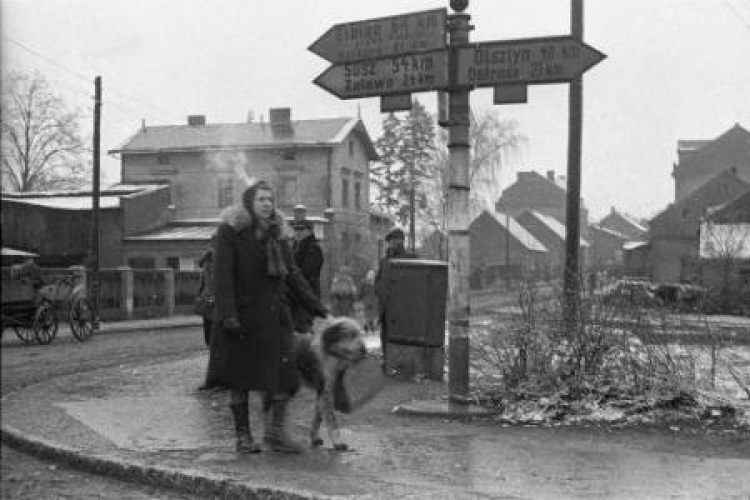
(1, 423, 328, 500)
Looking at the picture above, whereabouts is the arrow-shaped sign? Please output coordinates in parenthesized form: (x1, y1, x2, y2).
(314, 50, 448, 100)
(456, 36, 606, 88)
(309, 9, 447, 64)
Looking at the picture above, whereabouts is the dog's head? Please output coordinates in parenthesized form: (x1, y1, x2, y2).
(321, 317, 368, 363)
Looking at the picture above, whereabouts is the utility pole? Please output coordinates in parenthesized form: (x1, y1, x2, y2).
(91, 76, 101, 331)
(563, 0, 584, 332)
(446, 2, 472, 402)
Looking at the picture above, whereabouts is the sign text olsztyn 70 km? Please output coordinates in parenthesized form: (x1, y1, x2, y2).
(456, 36, 606, 87)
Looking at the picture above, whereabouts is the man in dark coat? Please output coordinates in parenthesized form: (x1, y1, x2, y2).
(290, 220, 324, 333)
(211, 180, 327, 454)
(374, 228, 416, 370)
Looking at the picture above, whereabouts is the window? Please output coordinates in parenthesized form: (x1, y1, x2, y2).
(166, 257, 179, 270)
(282, 149, 296, 161)
(342, 177, 350, 208)
(218, 179, 233, 208)
(157, 152, 170, 165)
(354, 181, 362, 211)
(128, 256, 155, 269)
(279, 176, 298, 207)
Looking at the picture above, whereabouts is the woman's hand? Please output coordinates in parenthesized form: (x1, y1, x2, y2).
(223, 317, 242, 333)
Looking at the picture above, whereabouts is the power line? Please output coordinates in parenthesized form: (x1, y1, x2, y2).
(723, 0, 750, 32)
(3, 35, 179, 123)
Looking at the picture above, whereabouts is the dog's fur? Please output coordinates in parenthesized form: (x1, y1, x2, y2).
(292, 317, 367, 450)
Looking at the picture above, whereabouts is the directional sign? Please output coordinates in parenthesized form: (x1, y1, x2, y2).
(309, 9, 447, 64)
(314, 50, 448, 100)
(456, 36, 605, 88)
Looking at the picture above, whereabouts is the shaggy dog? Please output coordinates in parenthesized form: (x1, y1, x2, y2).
(291, 317, 367, 450)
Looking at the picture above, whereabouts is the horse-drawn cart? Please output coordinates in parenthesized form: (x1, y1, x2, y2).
(1, 262, 96, 345)
(1, 263, 58, 344)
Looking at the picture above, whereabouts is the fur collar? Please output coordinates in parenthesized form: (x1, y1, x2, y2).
(219, 205, 293, 238)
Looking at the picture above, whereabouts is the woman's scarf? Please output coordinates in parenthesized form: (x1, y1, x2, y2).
(257, 216, 288, 279)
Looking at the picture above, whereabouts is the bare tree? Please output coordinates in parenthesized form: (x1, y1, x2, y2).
(2, 70, 88, 192)
(424, 109, 525, 231)
(700, 219, 750, 312)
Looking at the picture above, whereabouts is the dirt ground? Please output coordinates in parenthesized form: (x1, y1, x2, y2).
(2, 325, 749, 499)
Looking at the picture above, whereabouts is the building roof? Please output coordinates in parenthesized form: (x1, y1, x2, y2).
(2, 193, 121, 210)
(485, 211, 547, 252)
(707, 189, 750, 223)
(109, 117, 379, 160)
(125, 222, 218, 242)
(1, 184, 164, 211)
(651, 170, 750, 226)
(675, 123, 750, 173)
(525, 210, 590, 247)
(623, 241, 649, 251)
(590, 224, 629, 240)
(1, 247, 39, 257)
(601, 208, 649, 234)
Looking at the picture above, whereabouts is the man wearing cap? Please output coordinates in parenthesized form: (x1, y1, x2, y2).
(290, 220, 324, 333)
(374, 227, 416, 371)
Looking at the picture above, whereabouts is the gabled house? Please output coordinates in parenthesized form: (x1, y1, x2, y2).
(588, 224, 629, 271)
(495, 169, 589, 239)
(672, 123, 750, 202)
(469, 210, 547, 288)
(649, 170, 749, 283)
(599, 207, 648, 243)
(107, 108, 379, 273)
(515, 210, 589, 277)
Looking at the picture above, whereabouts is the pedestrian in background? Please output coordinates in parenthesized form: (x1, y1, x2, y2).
(211, 179, 327, 454)
(290, 219, 324, 333)
(196, 236, 219, 391)
(331, 266, 357, 317)
(374, 228, 416, 368)
(358, 269, 378, 334)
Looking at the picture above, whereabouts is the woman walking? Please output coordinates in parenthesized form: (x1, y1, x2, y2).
(211, 180, 327, 454)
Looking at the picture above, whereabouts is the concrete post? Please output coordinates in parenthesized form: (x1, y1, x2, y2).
(163, 268, 175, 317)
(446, 7, 472, 402)
(118, 266, 134, 320)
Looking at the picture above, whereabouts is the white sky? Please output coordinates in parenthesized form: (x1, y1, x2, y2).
(3, 0, 749, 221)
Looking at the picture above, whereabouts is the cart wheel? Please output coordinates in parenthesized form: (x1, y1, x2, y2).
(13, 323, 36, 345)
(69, 297, 95, 342)
(34, 303, 58, 345)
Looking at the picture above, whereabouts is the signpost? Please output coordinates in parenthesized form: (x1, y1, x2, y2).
(456, 36, 605, 87)
(309, 9, 447, 64)
(313, 50, 448, 99)
(310, 1, 605, 404)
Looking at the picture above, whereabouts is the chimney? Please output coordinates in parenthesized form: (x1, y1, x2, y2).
(269, 107, 293, 137)
(187, 115, 206, 126)
(546, 170, 555, 181)
(141, 118, 146, 133)
(247, 110, 255, 123)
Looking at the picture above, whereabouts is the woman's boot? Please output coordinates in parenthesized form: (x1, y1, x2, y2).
(264, 398, 305, 453)
(230, 402, 262, 453)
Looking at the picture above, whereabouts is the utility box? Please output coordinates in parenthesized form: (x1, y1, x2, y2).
(383, 259, 448, 380)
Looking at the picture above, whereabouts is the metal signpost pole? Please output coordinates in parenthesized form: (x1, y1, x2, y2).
(446, 3, 472, 402)
(563, 0, 584, 332)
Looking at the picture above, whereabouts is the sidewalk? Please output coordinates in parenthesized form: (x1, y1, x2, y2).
(3, 316, 750, 499)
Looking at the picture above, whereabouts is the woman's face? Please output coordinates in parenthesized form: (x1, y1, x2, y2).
(253, 188, 274, 220)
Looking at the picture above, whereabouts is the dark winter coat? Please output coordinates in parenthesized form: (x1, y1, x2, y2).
(293, 235, 324, 298)
(208, 205, 326, 394)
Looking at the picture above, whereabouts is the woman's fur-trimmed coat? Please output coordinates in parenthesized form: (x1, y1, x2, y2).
(208, 204, 326, 394)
